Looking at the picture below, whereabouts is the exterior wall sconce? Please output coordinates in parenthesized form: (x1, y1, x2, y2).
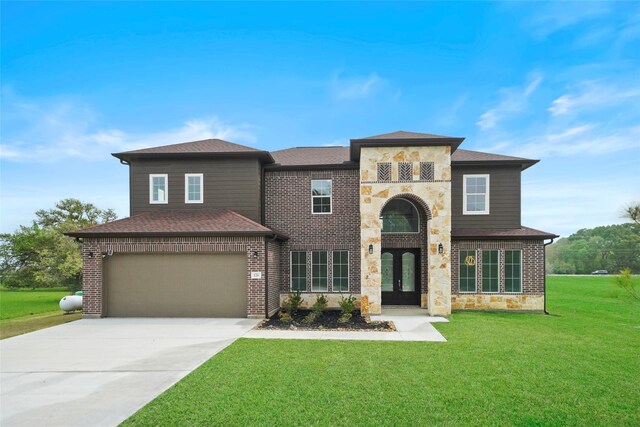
(438, 243, 444, 254)
(88, 251, 94, 258)
(369, 244, 374, 254)
(252, 250, 259, 259)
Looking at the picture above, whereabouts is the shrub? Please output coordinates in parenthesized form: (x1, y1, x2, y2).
(302, 311, 319, 324)
(283, 291, 303, 315)
(338, 295, 357, 315)
(279, 311, 292, 323)
(615, 268, 639, 302)
(312, 294, 328, 314)
(338, 313, 352, 323)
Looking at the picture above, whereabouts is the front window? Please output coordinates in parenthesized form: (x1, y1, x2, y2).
(463, 174, 490, 215)
(505, 250, 522, 293)
(482, 250, 499, 292)
(311, 180, 332, 214)
(459, 250, 477, 292)
(185, 173, 203, 203)
(291, 252, 307, 291)
(311, 251, 328, 291)
(381, 198, 419, 233)
(332, 251, 349, 292)
(149, 174, 168, 204)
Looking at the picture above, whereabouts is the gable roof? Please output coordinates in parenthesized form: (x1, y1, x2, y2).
(65, 210, 287, 239)
(112, 139, 274, 163)
(349, 130, 465, 161)
(268, 146, 537, 170)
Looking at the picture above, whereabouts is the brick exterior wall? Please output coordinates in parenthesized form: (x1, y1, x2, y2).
(264, 169, 361, 295)
(81, 236, 267, 318)
(450, 239, 545, 310)
(266, 239, 282, 316)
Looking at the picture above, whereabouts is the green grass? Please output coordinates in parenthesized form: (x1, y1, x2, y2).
(0, 287, 73, 320)
(123, 276, 640, 426)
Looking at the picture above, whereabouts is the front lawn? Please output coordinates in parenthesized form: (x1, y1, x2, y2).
(124, 275, 640, 426)
(0, 287, 80, 339)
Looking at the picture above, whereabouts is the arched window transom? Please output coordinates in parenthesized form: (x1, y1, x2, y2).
(381, 198, 419, 233)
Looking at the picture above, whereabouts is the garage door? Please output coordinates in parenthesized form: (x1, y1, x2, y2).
(103, 253, 247, 318)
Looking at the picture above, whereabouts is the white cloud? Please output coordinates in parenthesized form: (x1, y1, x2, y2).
(1, 91, 258, 163)
(476, 73, 543, 130)
(548, 81, 640, 116)
(528, 2, 610, 39)
(330, 71, 386, 100)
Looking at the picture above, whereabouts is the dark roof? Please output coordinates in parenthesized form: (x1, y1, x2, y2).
(269, 146, 356, 169)
(350, 130, 465, 161)
(112, 139, 274, 163)
(65, 210, 287, 239)
(452, 226, 559, 240)
(268, 146, 537, 170)
(358, 130, 454, 140)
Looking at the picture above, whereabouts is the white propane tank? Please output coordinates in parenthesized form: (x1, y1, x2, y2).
(60, 295, 83, 312)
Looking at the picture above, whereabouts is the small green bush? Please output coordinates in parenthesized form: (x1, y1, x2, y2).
(338, 295, 357, 315)
(302, 311, 319, 324)
(312, 294, 328, 314)
(279, 311, 292, 323)
(615, 268, 638, 302)
(337, 313, 352, 323)
(283, 291, 303, 315)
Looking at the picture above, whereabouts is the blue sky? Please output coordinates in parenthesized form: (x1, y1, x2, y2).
(2, 1, 639, 237)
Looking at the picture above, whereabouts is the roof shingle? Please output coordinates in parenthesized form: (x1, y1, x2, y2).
(452, 226, 558, 240)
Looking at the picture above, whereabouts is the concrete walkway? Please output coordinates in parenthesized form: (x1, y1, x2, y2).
(244, 314, 448, 342)
(0, 318, 259, 427)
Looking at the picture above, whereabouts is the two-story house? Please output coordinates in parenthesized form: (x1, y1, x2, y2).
(68, 131, 557, 318)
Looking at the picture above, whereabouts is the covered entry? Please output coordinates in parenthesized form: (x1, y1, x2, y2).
(103, 253, 248, 318)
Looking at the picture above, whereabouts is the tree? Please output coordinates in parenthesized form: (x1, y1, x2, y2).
(34, 198, 117, 232)
(0, 199, 117, 289)
(623, 202, 640, 225)
(0, 225, 81, 289)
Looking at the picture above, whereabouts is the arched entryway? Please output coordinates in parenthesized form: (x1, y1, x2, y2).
(379, 195, 431, 306)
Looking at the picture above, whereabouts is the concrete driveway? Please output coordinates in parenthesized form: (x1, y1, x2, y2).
(0, 318, 259, 427)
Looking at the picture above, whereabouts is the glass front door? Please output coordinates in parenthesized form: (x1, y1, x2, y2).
(381, 249, 421, 305)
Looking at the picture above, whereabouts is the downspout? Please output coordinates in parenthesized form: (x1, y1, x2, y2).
(543, 238, 555, 315)
(264, 234, 279, 318)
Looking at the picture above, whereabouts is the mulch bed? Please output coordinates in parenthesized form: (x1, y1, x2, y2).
(258, 309, 395, 331)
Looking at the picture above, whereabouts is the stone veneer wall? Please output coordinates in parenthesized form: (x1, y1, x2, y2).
(81, 236, 267, 318)
(264, 169, 361, 297)
(451, 239, 545, 311)
(360, 146, 452, 315)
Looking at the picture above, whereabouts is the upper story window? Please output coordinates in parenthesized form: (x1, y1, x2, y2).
(311, 179, 332, 214)
(381, 198, 419, 233)
(149, 174, 168, 204)
(463, 174, 490, 215)
(185, 173, 204, 204)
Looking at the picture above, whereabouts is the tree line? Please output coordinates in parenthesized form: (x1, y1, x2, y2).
(0, 199, 117, 289)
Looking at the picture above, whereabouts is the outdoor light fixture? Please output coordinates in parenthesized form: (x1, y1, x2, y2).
(369, 244, 374, 254)
(252, 251, 259, 259)
(88, 251, 94, 258)
(438, 243, 444, 254)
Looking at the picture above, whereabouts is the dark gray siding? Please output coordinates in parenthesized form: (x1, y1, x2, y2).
(129, 158, 262, 222)
(451, 165, 521, 229)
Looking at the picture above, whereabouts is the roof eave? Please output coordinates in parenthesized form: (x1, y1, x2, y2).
(452, 159, 539, 171)
(66, 230, 289, 240)
(264, 162, 360, 171)
(112, 151, 275, 164)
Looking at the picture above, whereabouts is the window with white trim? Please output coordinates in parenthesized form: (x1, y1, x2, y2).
(291, 251, 307, 291)
(311, 180, 332, 214)
(505, 250, 522, 293)
(185, 173, 203, 203)
(482, 250, 499, 292)
(463, 174, 490, 215)
(149, 174, 168, 204)
(332, 251, 349, 292)
(311, 251, 328, 291)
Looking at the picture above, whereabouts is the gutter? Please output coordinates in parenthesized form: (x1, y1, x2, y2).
(543, 238, 555, 315)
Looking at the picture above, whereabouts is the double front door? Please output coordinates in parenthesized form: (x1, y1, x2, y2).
(381, 249, 421, 305)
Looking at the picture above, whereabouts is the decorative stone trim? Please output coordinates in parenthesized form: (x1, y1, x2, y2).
(451, 294, 543, 311)
(420, 162, 435, 182)
(377, 162, 391, 182)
